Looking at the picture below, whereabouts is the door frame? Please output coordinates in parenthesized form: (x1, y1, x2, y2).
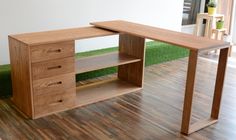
(181, 0, 206, 33)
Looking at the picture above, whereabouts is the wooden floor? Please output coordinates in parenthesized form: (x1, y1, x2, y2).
(1, 57, 236, 140)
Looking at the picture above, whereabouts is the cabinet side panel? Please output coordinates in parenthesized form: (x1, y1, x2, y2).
(118, 34, 145, 87)
(9, 37, 33, 117)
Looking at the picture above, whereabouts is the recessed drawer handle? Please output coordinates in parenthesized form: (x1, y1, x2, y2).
(47, 65, 62, 70)
(47, 81, 62, 87)
(49, 99, 64, 106)
(47, 48, 62, 53)
(58, 99, 63, 103)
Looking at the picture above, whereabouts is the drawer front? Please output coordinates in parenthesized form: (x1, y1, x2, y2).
(33, 73, 75, 95)
(31, 41, 75, 63)
(32, 57, 75, 80)
(34, 88, 75, 117)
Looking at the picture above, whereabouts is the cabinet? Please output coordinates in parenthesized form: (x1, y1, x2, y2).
(9, 27, 145, 119)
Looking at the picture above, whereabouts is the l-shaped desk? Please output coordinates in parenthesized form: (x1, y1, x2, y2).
(9, 20, 229, 135)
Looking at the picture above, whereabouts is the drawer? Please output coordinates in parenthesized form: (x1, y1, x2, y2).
(34, 88, 76, 117)
(33, 73, 75, 95)
(32, 57, 75, 80)
(31, 41, 75, 63)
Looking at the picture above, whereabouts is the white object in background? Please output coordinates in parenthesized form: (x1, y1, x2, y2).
(223, 34, 232, 42)
(223, 34, 233, 56)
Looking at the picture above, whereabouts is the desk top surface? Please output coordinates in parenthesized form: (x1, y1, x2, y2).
(9, 26, 117, 46)
(91, 20, 229, 51)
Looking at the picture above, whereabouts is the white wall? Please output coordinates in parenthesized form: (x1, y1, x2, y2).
(0, 0, 184, 65)
(233, 20, 236, 44)
(233, 3, 236, 44)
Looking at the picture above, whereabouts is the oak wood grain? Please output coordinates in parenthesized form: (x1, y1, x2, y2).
(189, 118, 218, 134)
(8, 37, 34, 118)
(91, 20, 229, 51)
(181, 50, 198, 135)
(118, 34, 145, 87)
(75, 78, 141, 108)
(9, 26, 117, 46)
(33, 73, 75, 96)
(211, 48, 229, 119)
(32, 57, 75, 80)
(76, 52, 141, 74)
(34, 88, 75, 118)
(31, 41, 75, 63)
(1, 58, 236, 139)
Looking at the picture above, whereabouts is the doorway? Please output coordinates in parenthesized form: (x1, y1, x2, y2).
(181, 0, 206, 34)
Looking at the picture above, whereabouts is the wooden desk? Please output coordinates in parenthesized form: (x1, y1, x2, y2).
(9, 26, 145, 119)
(9, 20, 229, 135)
(91, 20, 230, 135)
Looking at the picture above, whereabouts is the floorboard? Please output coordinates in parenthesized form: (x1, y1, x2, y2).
(0, 57, 236, 140)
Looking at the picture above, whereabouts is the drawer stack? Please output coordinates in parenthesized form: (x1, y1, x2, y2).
(8, 26, 117, 119)
(31, 41, 76, 118)
(9, 38, 76, 118)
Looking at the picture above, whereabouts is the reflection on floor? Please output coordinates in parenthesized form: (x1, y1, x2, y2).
(200, 45, 236, 68)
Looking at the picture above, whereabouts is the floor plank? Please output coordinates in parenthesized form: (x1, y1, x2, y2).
(1, 57, 236, 140)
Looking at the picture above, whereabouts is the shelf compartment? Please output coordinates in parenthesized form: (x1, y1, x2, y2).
(75, 78, 141, 107)
(76, 52, 141, 74)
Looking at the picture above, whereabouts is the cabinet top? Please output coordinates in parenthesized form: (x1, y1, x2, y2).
(91, 20, 230, 51)
(9, 26, 117, 46)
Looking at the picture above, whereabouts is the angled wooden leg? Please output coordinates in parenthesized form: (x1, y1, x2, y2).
(181, 50, 198, 135)
(211, 48, 229, 119)
(181, 47, 229, 135)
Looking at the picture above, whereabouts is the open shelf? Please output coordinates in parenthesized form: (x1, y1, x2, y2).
(76, 52, 141, 74)
(75, 78, 141, 107)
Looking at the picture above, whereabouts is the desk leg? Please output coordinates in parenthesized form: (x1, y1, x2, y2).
(181, 48, 229, 135)
(181, 50, 198, 135)
(211, 48, 229, 119)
